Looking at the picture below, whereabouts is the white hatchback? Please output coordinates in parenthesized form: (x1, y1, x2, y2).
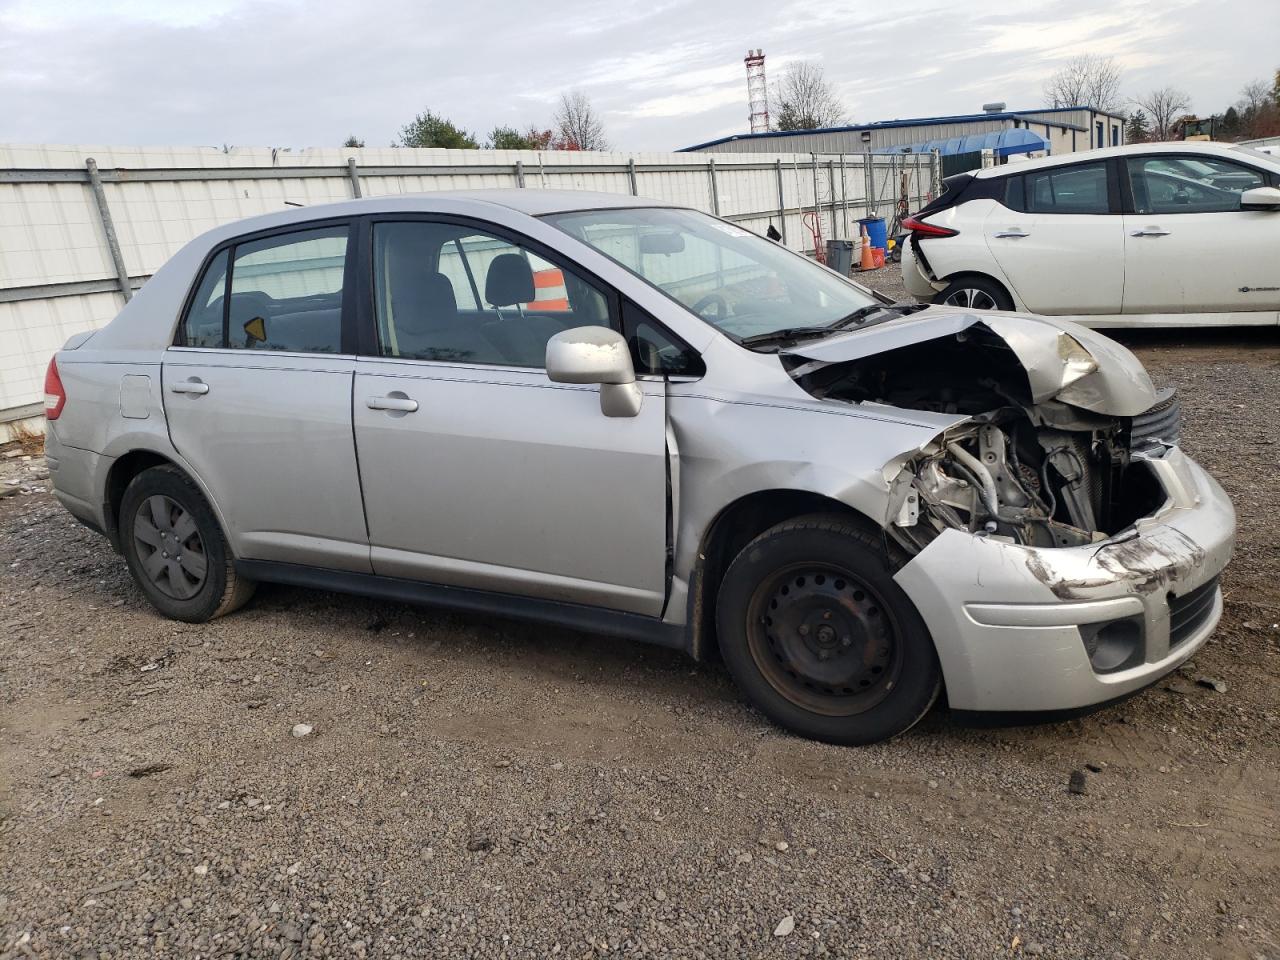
(901, 142, 1280, 327)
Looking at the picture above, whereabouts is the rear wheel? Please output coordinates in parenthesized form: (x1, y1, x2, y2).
(118, 465, 255, 622)
(934, 275, 1013, 311)
(716, 516, 942, 745)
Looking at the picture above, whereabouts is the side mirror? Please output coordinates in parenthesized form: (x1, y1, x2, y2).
(1240, 186, 1280, 211)
(545, 326, 643, 418)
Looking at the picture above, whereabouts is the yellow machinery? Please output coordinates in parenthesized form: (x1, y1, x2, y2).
(1180, 117, 1215, 141)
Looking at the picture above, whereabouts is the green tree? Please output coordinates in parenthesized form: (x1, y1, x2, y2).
(1219, 107, 1240, 139)
(396, 110, 479, 149)
(343, 135, 365, 148)
(486, 125, 555, 150)
(1125, 109, 1150, 143)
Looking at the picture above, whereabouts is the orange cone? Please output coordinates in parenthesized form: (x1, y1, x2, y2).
(859, 227, 875, 270)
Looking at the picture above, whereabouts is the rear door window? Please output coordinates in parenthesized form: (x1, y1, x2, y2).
(180, 225, 349, 353)
(1024, 162, 1110, 214)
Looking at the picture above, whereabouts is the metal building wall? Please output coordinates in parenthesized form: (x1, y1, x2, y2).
(0, 144, 935, 424)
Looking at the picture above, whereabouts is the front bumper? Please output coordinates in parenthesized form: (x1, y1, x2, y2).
(894, 447, 1234, 712)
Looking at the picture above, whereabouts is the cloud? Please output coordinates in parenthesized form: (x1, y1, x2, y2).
(0, 0, 1276, 151)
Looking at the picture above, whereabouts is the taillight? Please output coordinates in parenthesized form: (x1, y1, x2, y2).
(44, 356, 66, 420)
(902, 215, 959, 239)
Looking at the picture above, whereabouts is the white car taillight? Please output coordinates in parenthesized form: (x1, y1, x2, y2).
(901, 215, 959, 239)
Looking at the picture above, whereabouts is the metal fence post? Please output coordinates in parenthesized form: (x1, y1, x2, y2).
(708, 158, 719, 215)
(346, 157, 362, 198)
(774, 158, 787, 244)
(826, 159, 837, 239)
(810, 154, 821, 246)
(839, 155, 850, 240)
(85, 158, 132, 302)
(863, 152, 873, 220)
(515, 160, 526, 188)
(627, 157, 638, 196)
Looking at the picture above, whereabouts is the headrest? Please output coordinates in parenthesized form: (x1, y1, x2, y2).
(392, 272, 458, 334)
(485, 253, 535, 307)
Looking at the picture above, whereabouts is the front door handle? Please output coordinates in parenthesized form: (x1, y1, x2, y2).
(367, 395, 419, 413)
(994, 229, 1029, 239)
(170, 379, 209, 395)
(1130, 228, 1170, 237)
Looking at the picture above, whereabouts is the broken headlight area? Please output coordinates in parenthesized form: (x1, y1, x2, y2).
(787, 327, 1178, 554)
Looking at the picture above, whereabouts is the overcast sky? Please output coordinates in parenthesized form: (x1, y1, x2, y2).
(2, 0, 1277, 152)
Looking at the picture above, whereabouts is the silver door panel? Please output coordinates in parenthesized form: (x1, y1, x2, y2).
(163, 349, 371, 572)
(354, 361, 668, 615)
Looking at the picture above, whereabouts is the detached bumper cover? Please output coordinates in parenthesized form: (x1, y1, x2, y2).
(894, 447, 1234, 711)
(900, 240, 943, 300)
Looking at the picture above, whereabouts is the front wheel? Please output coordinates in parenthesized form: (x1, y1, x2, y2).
(716, 517, 942, 745)
(933, 276, 1013, 311)
(118, 465, 255, 622)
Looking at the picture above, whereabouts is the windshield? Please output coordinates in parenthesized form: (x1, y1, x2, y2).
(542, 207, 882, 341)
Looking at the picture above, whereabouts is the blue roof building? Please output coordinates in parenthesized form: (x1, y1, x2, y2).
(680, 105, 1125, 158)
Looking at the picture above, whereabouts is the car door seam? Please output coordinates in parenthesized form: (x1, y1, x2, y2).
(349, 369, 374, 549)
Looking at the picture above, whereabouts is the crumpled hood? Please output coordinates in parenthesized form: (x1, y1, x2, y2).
(782, 306, 1157, 417)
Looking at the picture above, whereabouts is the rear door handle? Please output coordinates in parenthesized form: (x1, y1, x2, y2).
(994, 229, 1029, 239)
(1130, 228, 1170, 237)
(367, 395, 419, 413)
(170, 379, 209, 395)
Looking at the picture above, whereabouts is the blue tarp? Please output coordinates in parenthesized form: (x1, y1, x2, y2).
(873, 128, 1050, 157)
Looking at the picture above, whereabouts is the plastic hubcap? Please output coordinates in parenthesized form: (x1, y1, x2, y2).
(133, 495, 208, 600)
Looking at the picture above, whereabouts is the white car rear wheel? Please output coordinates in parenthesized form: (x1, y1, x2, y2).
(934, 277, 1013, 312)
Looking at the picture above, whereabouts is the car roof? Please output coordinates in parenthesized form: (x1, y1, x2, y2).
(201, 189, 679, 239)
(972, 141, 1280, 178)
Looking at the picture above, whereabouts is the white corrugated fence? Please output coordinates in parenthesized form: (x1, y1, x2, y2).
(0, 143, 938, 424)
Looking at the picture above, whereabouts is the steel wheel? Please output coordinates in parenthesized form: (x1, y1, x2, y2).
(942, 286, 998, 310)
(132, 494, 208, 600)
(746, 562, 904, 717)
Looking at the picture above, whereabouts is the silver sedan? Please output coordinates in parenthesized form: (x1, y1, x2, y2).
(43, 190, 1234, 744)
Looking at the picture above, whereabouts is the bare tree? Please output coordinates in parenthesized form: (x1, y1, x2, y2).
(1238, 79, 1272, 115)
(772, 60, 846, 131)
(1236, 79, 1280, 138)
(1043, 54, 1124, 113)
(1132, 87, 1191, 141)
(553, 91, 610, 151)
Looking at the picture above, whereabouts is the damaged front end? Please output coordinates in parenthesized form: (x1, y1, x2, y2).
(780, 310, 1233, 712)
(783, 313, 1177, 556)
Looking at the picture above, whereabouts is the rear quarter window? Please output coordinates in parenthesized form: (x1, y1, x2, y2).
(1003, 175, 1025, 212)
(179, 225, 349, 353)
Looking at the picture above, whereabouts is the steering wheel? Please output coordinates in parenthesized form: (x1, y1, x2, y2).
(690, 292, 728, 320)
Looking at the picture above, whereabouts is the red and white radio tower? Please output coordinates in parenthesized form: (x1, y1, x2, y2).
(744, 49, 769, 133)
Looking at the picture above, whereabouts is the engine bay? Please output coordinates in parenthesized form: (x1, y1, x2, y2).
(786, 327, 1173, 554)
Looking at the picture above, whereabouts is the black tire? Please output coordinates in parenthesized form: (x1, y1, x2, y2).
(118, 465, 255, 622)
(933, 275, 1014, 311)
(716, 516, 942, 746)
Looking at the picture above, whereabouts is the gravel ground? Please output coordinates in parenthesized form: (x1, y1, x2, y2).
(2, 303, 1278, 959)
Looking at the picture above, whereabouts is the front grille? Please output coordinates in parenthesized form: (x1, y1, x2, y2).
(1131, 387, 1181, 450)
(1168, 577, 1219, 648)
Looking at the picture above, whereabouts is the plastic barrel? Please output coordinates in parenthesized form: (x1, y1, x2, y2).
(856, 216, 888, 251)
(825, 239, 855, 276)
